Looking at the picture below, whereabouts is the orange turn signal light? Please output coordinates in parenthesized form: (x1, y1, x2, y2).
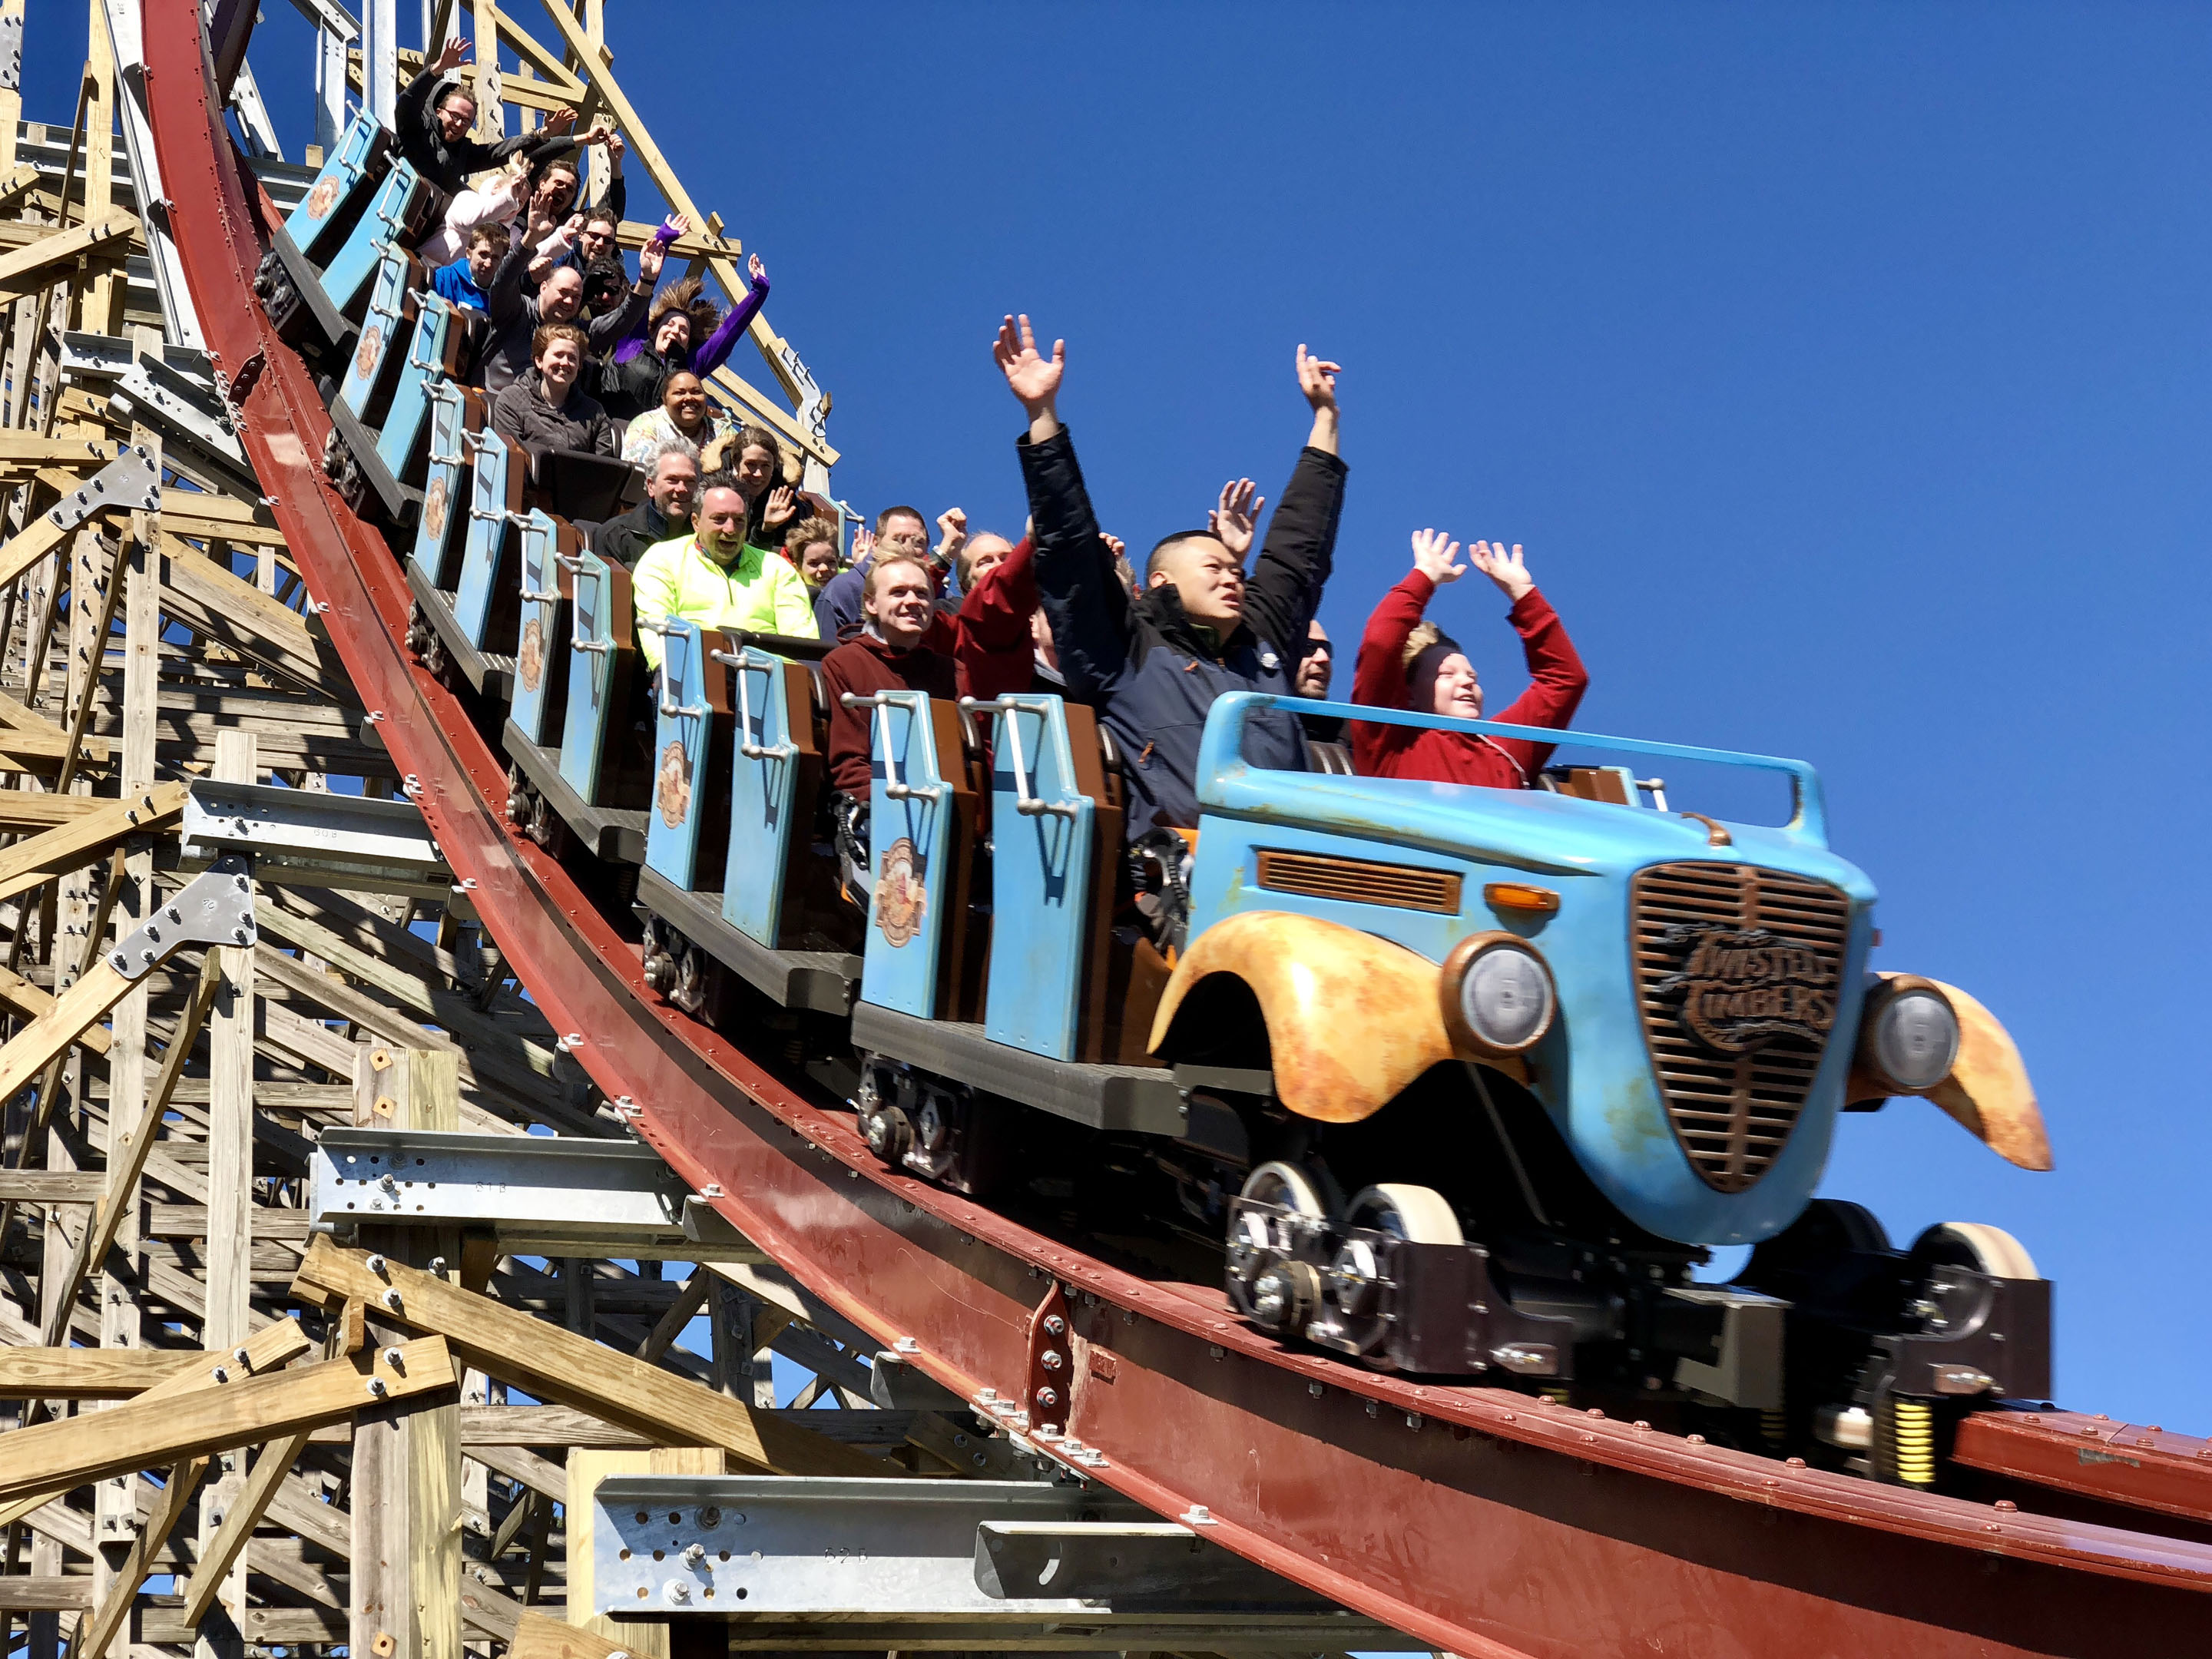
(1484, 882, 1561, 915)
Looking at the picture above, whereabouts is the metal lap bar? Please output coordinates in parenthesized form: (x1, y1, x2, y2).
(843, 692, 942, 802)
(714, 648, 795, 760)
(569, 565, 614, 653)
(961, 696, 1077, 819)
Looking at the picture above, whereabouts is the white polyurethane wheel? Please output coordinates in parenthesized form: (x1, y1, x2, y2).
(1347, 1183, 1465, 1246)
(1241, 1160, 1327, 1220)
(1916, 1220, 2038, 1282)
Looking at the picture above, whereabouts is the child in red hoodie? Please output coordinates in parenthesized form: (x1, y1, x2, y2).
(1351, 529, 1588, 787)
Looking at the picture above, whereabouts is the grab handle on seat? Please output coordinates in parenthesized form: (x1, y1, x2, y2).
(841, 693, 942, 801)
(714, 648, 794, 760)
(960, 697, 1076, 819)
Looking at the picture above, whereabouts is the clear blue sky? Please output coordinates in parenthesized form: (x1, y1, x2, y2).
(29, 4, 2210, 1427)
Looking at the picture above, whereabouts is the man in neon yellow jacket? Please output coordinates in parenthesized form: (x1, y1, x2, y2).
(631, 475, 819, 668)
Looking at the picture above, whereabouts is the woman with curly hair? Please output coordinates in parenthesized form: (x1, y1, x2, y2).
(601, 254, 770, 420)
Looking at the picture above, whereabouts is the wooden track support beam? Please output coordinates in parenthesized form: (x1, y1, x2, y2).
(0, 1336, 455, 1504)
(290, 1237, 882, 1478)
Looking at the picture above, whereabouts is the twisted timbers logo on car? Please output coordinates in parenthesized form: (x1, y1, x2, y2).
(1652, 924, 1839, 1054)
(874, 837, 927, 947)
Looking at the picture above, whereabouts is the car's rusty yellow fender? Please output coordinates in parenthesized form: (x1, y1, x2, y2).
(1851, 972, 2052, 1171)
(1147, 911, 1457, 1124)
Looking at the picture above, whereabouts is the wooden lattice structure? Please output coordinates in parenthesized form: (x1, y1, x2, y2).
(0, 5, 950, 1654)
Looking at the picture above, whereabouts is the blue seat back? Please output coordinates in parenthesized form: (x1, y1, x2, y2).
(977, 694, 1097, 1061)
(284, 108, 386, 263)
(374, 289, 456, 481)
(723, 647, 805, 945)
(511, 512, 571, 748)
(409, 379, 476, 590)
(334, 240, 411, 420)
(559, 551, 630, 804)
(643, 619, 726, 889)
(452, 425, 516, 646)
(859, 693, 962, 1019)
(319, 161, 421, 315)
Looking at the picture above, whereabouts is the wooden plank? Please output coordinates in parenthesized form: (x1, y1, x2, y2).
(39, 955, 222, 1345)
(177, 1429, 314, 1625)
(509, 1611, 625, 1659)
(0, 1577, 93, 1611)
(0, 959, 132, 1107)
(0, 1321, 314, 1533)
(79, 1452, 208, 1659)
(0, 1169, 104, 1200)
(0, 1347, 196, 1399)
(0, 1338, 455, 1503)
(0, 780, 188, 906)
(461, 1404, 653, 1448)
(0, 211, 139, 304)
(0, 957, 110, 1051)
(291, 1239, 881, 1478)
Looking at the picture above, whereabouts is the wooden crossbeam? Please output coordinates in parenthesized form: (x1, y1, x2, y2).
(0, 209, 139, 303)
(0, 959, 112, 1053)
(80, 1452, 209, 1657)
(291, 1239, 879, 1477)
(0, 1336, 452, 1504)
(178, 1427, 315, 1624)
(0, 780, 187, 908)
(40, 954, 223, 1345)
(0, 1320, 313, 1533)
(0, 1347, 195, 1399)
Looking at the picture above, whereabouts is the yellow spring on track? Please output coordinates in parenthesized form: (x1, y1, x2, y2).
(1761, 1407, 1786, 1449)
(1894, 1399, 1936, 1486)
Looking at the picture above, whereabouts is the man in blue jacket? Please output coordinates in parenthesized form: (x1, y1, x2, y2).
(994, 314, 1345, 844)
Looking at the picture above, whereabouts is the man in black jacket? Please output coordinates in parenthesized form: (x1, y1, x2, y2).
(396, 37, 609, 195)
(594, 439, 699, 571)
(994, 314, 1345, 843)
(479, 233, 660, 396)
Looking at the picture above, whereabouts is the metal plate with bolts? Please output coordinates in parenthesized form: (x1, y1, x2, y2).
(310, 1129, 763, 1259)
(591, 1478, 1147, 1616)
(180, 778, 450, 898)
(108, 856, 255, 980)
(45, 447, 162, 532)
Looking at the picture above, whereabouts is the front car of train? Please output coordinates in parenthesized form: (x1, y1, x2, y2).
(1151, 694, 2052, 1478)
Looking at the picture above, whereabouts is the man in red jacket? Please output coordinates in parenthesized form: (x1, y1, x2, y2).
(1351, 528, 1588, 787)
(822, 555, 959, 799)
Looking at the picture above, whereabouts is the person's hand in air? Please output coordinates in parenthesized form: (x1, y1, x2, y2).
(763, 486, 797, 530)
(1468, 539, 1534, 603)
(935, 508, 968, 565)
(994, 314, 1065, 440)
(1296, 343, 1342, 455)
(432, 36, 472, 74)
(747, 252, 767, 288)
(544, 108, 579, 137)
(1208, 478, 1264, 558)
(1410, 527, 1465, 586)
(637, 233, 667, 283)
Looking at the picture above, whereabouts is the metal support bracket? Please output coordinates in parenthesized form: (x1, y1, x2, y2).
(108, 856, 256, 979)
(589, 1476, 1384, 1640)
(105, 357, 257, 498)
(1025, 1280, 1073, 1437)
(44, 447, 161, 533)
(181, 777, 449, 897)
(310, 1128, 764, 1260)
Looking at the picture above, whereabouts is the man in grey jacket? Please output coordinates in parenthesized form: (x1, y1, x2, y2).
(479, 229, 662, 395)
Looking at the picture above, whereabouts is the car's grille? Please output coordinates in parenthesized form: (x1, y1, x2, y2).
(1630, 862, 1853, 1193)
(1256, 849, 1462, 915)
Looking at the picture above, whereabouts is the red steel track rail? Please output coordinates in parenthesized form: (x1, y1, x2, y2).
(144, 10, 2209, 1654)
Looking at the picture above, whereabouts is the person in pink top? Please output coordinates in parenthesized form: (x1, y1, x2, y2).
(1351, 528, 1588, 788)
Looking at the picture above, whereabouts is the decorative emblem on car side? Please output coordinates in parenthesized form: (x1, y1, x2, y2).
(655, 739, 690, 827)
(518, 618, 543, 694)
(1651, 923, 1838, 1055)
(874, 837, 928, 947)
(306, 177, 340, 220)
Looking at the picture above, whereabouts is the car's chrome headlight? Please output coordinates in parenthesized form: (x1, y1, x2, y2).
(1440, 933, 1557, 1055)
(1862, 981, 1960, 1092)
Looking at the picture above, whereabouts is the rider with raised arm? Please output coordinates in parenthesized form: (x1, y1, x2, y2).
(997, 315, 1347, 843)
(1351, 529, 1588, 787)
